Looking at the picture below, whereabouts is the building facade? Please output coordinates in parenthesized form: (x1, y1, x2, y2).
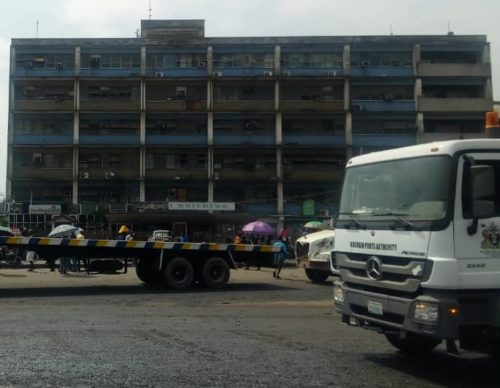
(6, 20, 493, 240)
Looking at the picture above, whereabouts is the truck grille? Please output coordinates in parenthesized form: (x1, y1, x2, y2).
(295, 242, 309, 258)
(337, 251, 426, 294)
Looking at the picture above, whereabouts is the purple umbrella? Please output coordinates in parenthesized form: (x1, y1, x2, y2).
(242, 221, 275, 235)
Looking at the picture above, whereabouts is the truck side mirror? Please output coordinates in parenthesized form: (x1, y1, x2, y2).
(467, 165, 495, 235)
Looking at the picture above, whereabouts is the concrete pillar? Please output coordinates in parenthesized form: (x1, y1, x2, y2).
(416, 112, 425, 143)
(274, 45, 281, 75)
(482, 43, 491, 64)
(344, 78, 350, 111)
(343, 45, 350, 76)
(207, 46, 213, 75)
(141, 46, 147, 76)
(414, 78, 422, 111)
(276, 147, 284, 224)
(72, 146, 78, 205)
(413, 44, 420, 76)
(345, 112, 353, 160)
(6, 45, 15, 200)
(75, 46, 80, 76)
(139, 146, 145, 202)
(484, 78, 493, 101)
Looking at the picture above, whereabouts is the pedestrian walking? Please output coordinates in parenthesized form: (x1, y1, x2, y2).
(273, 237, 290, 279)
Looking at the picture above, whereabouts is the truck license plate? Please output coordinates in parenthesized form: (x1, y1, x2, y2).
(367, 301, 383, 316)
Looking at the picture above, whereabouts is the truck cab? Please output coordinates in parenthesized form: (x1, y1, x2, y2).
(333, 139, 500, 356)
(295, 229, 337, 283)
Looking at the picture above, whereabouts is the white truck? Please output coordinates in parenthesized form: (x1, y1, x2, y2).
(333, 139, 500, 357)
(295, 229, 337, 283)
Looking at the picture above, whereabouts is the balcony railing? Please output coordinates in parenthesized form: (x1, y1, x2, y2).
(213, 101, 275, 111)
(146, 100, 207, 112)
(212, 67, 274, 78)
(146, 170, 207, 180)
(79, 101, 141, 111)
(417, 63, 490, 77)
(282, 134, 345, 146)
(417, 97, 492, 112)
(13, 134, 73, 145)
(280, 67, 343, 77)
(79, 68, 141, 78)
(145, 134, 207, 145)
(15, 100, 74, 111)
(350, 100, 415, 112)
(213, 134, 275, 145)
(12, 168, 73, 180)
(79, 135, 140, 145)
(352, 134, 416, 147)
(15, 68, 76, 78)
(350, 66, 413, 77)
(280, 100, 344, 112)
(283, 167, 342, 181)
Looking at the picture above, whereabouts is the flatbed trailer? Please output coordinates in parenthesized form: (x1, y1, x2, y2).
(0, 236, 279, 290)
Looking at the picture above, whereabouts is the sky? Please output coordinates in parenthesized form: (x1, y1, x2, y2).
(0, 0, 499, 196)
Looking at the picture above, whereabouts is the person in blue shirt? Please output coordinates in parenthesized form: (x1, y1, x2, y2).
(273, 237, 289, 279)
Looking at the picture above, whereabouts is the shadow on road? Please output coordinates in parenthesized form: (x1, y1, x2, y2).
(366, 349, 499, 387)
(0, 281, 298, 299)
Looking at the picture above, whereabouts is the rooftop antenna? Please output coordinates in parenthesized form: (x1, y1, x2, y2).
(149, 0, 152, 20)
(36, 20, 39, 38)
(389, 24, 393, 36)
(447, 20, 454, 35)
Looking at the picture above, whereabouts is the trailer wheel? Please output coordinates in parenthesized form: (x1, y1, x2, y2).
(201, 257, 230, 289)
(305, 269, 329, 283)
(135, 258, 161, 286)
(163, 257, 194, 290)
(385, 333, 441, 354)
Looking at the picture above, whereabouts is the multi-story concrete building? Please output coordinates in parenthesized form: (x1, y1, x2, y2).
(6, 20, 493, 240)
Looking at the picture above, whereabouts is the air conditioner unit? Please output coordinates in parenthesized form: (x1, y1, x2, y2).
(327, 70, 337, 77)
(54, 94, 64, 101)
(213, 71, 223, 77)
(64, 191, 72, 197)
(197, 61, 207, 68)
(352, 104, 364, 112)
(176, 87, 187, 98)
(90, 55, 101, 67)
(155, 71, 164, 77)
(282, 71, 291, 77)
(25, 61, 34, 69)
(79, 172, 89, 179)
(23, 87, 35, 96)
(213, 171, 220, 180)
(263, 71, 273, 77)
(56, 62, 64, 70)
(104, 171, 115, 179)
(361, 61, 370, 67)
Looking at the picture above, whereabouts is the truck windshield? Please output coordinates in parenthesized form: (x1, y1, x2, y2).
(338, 155, 452, 227)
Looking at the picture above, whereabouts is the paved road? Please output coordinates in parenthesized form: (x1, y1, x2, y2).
(0, 266, 497, 387)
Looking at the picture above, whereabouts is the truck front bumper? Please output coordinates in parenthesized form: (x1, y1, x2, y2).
(297, 257, 331, 272)
(333, 280, 500, 340)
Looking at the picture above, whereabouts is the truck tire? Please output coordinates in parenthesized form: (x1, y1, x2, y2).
(305, 269, 329, 283)
(163, 257, 194, 290)
(200, 257, 230, 289)
(135, 258, 161, 285)
(385, 333, 441, 354)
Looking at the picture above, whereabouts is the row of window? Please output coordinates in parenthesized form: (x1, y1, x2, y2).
(16, 49, 483, 70)
(15, 152, 346, 170)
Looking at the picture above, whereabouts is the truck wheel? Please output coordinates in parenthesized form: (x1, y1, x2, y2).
(305, 269, 329, 283)
(135, 258, 161, 286)
(201, 257, 230, 289)
(163, 257, 194, 290)
(385, 333, 441, 354)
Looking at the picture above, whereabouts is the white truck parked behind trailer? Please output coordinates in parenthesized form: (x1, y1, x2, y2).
(333, 139, 500, 357)
(295, 229, 337, 283)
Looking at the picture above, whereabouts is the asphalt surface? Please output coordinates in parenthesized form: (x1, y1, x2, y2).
(0, 266, 498, 387)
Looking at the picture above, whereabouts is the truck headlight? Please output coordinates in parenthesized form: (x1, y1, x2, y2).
(413, 302, 439, 323)
(333, 284, 344, 303)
